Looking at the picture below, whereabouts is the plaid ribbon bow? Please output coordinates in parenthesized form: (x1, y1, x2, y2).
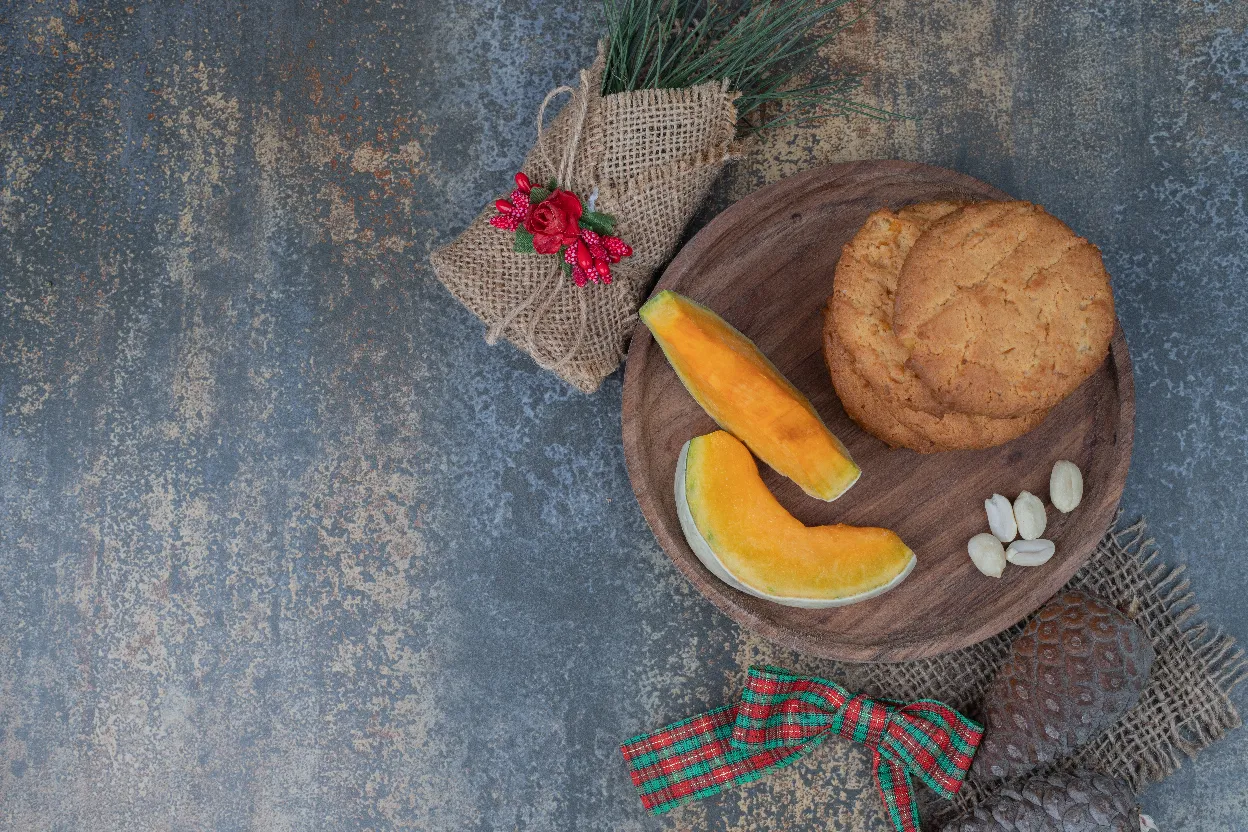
(620, 666, 983, 832)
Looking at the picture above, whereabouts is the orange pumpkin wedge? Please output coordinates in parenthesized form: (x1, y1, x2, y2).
(676, 431, 915, 607)
(641, 289, 860, 502)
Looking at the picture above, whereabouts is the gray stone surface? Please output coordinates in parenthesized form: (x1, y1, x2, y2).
(0, 0, 1244, 829)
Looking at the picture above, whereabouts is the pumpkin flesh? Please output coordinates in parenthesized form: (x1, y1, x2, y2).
(677, 431, 914, 605)
(641, 290, 860, 501)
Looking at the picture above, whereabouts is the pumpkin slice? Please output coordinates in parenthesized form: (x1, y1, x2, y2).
(676, 431, 915, 607)
(641, 289, 860, 502)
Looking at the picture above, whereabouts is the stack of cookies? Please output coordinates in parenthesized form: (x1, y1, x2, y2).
(823, 201, 1115, 453)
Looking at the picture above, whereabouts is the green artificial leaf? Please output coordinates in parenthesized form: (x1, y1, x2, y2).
(546, 179, 558, 190)
(513, 229, 536, 254)
(579, 211, 617, 235)
(561, 260, 573, 277)
(528, 186, 551, 204)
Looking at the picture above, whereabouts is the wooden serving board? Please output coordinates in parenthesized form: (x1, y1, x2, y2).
(621, 160, 1134, 662)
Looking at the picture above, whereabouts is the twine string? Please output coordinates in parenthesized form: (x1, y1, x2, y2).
(550, 284, 589, 373)
(534, 84, 574, 178)
(485, 67, 596, 370)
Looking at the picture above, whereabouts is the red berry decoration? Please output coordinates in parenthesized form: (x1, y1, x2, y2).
(604, 236, 632, 261)
(489, 187, 531, 232)
(489, 171, 633, 286)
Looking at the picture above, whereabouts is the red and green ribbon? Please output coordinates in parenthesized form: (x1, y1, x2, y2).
(620, 666, 983, 832)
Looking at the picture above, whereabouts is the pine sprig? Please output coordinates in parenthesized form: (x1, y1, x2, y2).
(601, 0, 891, 131)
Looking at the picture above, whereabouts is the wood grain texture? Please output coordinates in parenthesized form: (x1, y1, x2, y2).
(622, 160, 1134, 662)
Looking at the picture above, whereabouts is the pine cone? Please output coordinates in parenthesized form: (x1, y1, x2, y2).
(974, 591, 1155, 780)
(943, 769, 1139, 831)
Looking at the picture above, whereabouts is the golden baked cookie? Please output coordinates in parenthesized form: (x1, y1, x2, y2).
(823, 304, 1049, 453)
(826, 201, 1049, 452)
(823, 309, 939, 453)
(900, 390, 1050, 452)
(830, 201, 963, 416)
(893, 201, 1115, 418)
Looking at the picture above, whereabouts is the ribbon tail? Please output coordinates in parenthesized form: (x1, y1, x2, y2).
(620, 703, 821, 816)
(872, 749, 922, 832)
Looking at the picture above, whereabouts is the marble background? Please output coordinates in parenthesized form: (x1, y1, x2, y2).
(1, 0, 1245, 828)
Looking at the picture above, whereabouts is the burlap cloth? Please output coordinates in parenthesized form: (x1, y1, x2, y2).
(431, 46, 738, 393)
(804, 516, 1245, 826)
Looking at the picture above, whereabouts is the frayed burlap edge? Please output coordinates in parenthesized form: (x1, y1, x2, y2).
(837, 515, 1246, 826)
(779, 515, 1244, 826)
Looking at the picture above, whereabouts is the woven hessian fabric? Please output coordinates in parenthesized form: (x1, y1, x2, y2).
(647, 518, 1244, 828)
(430, 46, 738, 393)
(841, 517, 1246, 825)
(622, 666, 983, 832)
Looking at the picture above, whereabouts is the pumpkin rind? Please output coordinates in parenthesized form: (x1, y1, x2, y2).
(675, 432, 915, 607)
(641, 290, 861, 502)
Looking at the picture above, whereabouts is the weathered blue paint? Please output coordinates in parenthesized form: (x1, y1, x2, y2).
(1, 0, 1244, 829)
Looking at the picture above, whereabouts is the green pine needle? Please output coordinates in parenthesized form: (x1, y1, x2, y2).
(601, 0, 892, 131)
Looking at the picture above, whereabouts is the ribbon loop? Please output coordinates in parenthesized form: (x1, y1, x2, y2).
(880, 700, 982, 800)
(621, 666, 983, 832)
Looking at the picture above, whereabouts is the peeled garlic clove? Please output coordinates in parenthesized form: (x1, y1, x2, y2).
(1013, 491, 1047, 540)
(968, 533, 1007, 578)
(1050, 460, 1083, 513)
(984, 493, 1017, 542)
(1006, 538, 1055, 566)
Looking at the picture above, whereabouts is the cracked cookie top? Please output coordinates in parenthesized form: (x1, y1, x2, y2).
(831, 201, 963, 416)
(827, 201, 1048, 452)
(893, 201, 1115, 418)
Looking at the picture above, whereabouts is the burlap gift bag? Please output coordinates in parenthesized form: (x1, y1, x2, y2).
(431, 46, 738, 393)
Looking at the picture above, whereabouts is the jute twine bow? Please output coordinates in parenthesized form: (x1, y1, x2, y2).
(484, 67, 595, 373)
(621, 666, 984, 832)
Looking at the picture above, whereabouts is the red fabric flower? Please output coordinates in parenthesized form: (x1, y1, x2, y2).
(524, 189, 583, 254)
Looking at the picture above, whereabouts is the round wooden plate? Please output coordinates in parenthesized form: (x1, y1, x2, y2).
(621, 160, 1134, 662)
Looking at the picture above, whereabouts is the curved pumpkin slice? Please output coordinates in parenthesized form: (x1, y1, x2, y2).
(641, 290, 860, 502)
(675, 431, 915, 607)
